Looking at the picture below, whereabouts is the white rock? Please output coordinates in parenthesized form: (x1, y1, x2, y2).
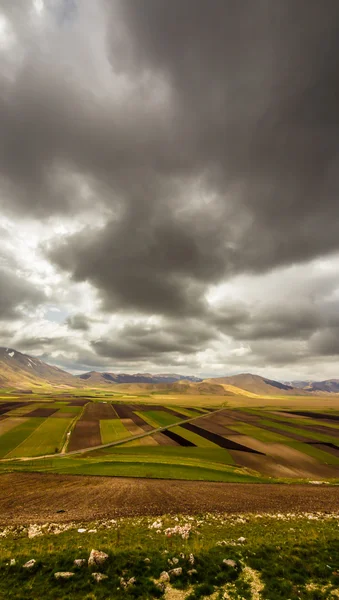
(78, 528, 87, 533)
(127, 577, 136, 586)
(54, 572, 74, 580)
(188, 569, 198, 576)
(160, 571, 170, 582)
(144, 558, 151, 563)
(169, 567, 182, 577)
(23, 559, 36, 569)
(10, 559, 16, 566)
(74, 559, 86, 567)
(188, 553, 195, 565)
(223, 559, 237, 568)
(92, 572, 108, 582)
(88, 549, 109, 566)
(88, 529, 97, 533)
(172, 557, 179, 564)
(237, 537, 246, 543)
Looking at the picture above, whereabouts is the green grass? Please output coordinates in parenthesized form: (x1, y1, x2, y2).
(1, 513, 339, 599)
(227, 423, 291, 443)
(0, 446, 251, 481)
(0, 418, 46, 458)
(165, 406, 202, 418)
(6, 418, 74, 458)
(99, 419, 130, 444)
(141, 410, 182, 427)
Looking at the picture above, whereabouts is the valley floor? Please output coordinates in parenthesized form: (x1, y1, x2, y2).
(1, 473, 339, 524)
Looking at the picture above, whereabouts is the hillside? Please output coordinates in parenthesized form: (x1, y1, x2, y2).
(0, 348, 77, 390)
(77, 371, 202, 385)
(301, 379, 339, 393)
(206, 373, 308, 396)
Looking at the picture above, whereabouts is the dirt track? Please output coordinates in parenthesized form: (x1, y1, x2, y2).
(1, 473, 339, 524)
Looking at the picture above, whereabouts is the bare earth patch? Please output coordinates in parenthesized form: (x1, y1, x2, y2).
(1, 473, 339, 524)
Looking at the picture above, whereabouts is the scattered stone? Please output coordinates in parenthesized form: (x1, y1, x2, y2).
(144, 558, 151, 564)
(169, 567, 182, 577)
(172, 557, 179, 565)
(88, 529, 97, 533)
(88, 549, 109, 567)
(78, 528, 87, 533)
(92, 572, 108, 582)
(223, 559, 237, 568)
(180, 553, 185, 559)
(155, 581, 166, 593)
(127, 577, 136, 586)
(237, 537, 246, 543)
(10, 559, 16, 566)
(23, 559, 36, 569)
(74, 559, 86, 567)
(54, 571, 74, 580)
(187, 569, 198, 576)
(188, 553, 195, 565)
(160, 571, 170, 582)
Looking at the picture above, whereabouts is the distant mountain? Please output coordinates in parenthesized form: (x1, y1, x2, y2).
(0, 347, 77, 389)
(76, 371, 203, 385)
(301, 379, 339, 393)
(205, 373, 307, 396)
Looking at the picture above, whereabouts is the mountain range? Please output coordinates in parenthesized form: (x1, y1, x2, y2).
(0, 346, 338, 396)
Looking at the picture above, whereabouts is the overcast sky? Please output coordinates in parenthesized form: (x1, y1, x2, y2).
(1, 0, 339, 379)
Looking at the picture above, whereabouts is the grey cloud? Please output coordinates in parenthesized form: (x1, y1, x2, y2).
(0, 268, 45, 320)
(91, 318, 215, 361)
(66, 313, 90, 331)
(2, 0, 339, 376)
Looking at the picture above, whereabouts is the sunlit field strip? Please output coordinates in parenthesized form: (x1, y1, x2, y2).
(99, 419, 131, 444)
(6, 417, 75, 458)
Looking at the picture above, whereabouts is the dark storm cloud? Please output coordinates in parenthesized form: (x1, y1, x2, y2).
(41, 0, 339, 319)
(66, 313, 90, 331)
(92, 319, 215, 361)
(2, 0, 339, 372)
(0, 269, 45, 320)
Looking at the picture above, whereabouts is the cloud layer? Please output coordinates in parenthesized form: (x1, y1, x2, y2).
(1, 0, 339, 379)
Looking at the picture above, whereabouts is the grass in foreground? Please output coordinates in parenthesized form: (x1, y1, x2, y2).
(1, 513, 339, 599)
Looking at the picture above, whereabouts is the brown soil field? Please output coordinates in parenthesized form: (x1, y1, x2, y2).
(26, 408, 58, 417)
(0, 402, 25, 416)
(152, 432, 179, 446)
(181, 422, 260, 454)
(1, 473, 339, 524)
(0, 417, 28, 435)
(68, 420, 101, 451)
(112, 404, 154, 431)
(82, 402, 116, 420)
(193, 415, 237, 436)
(228, 435, 339, 478)
(120, 418, 145, 436)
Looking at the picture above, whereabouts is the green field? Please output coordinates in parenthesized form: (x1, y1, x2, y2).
(6, 417, 74, 458)
(0, 397, 339, 482)
(100, 419, 130, 444)
(0, 418, 46, 458)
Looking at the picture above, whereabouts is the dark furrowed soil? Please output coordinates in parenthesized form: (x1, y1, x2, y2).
(67, 420, 101, 451)
(1, 473, 339, 524)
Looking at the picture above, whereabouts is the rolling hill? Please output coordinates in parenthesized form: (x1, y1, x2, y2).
(77, 371, 202, 385)
(0, 347, 337, 396)
(0, 347, 78, 389)
(206, 374, 308, 396)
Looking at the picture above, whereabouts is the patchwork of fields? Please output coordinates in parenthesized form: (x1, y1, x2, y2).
(0, 395, 339, 482)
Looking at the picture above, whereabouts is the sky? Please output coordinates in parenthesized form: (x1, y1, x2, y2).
(1, 0, 339, 380)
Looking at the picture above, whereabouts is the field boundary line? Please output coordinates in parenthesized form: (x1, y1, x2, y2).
(0, 405, 229, 462)
(60, 403, 89, 454)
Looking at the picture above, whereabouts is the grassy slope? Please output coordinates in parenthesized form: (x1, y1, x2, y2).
(1, 513, 339, 599)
